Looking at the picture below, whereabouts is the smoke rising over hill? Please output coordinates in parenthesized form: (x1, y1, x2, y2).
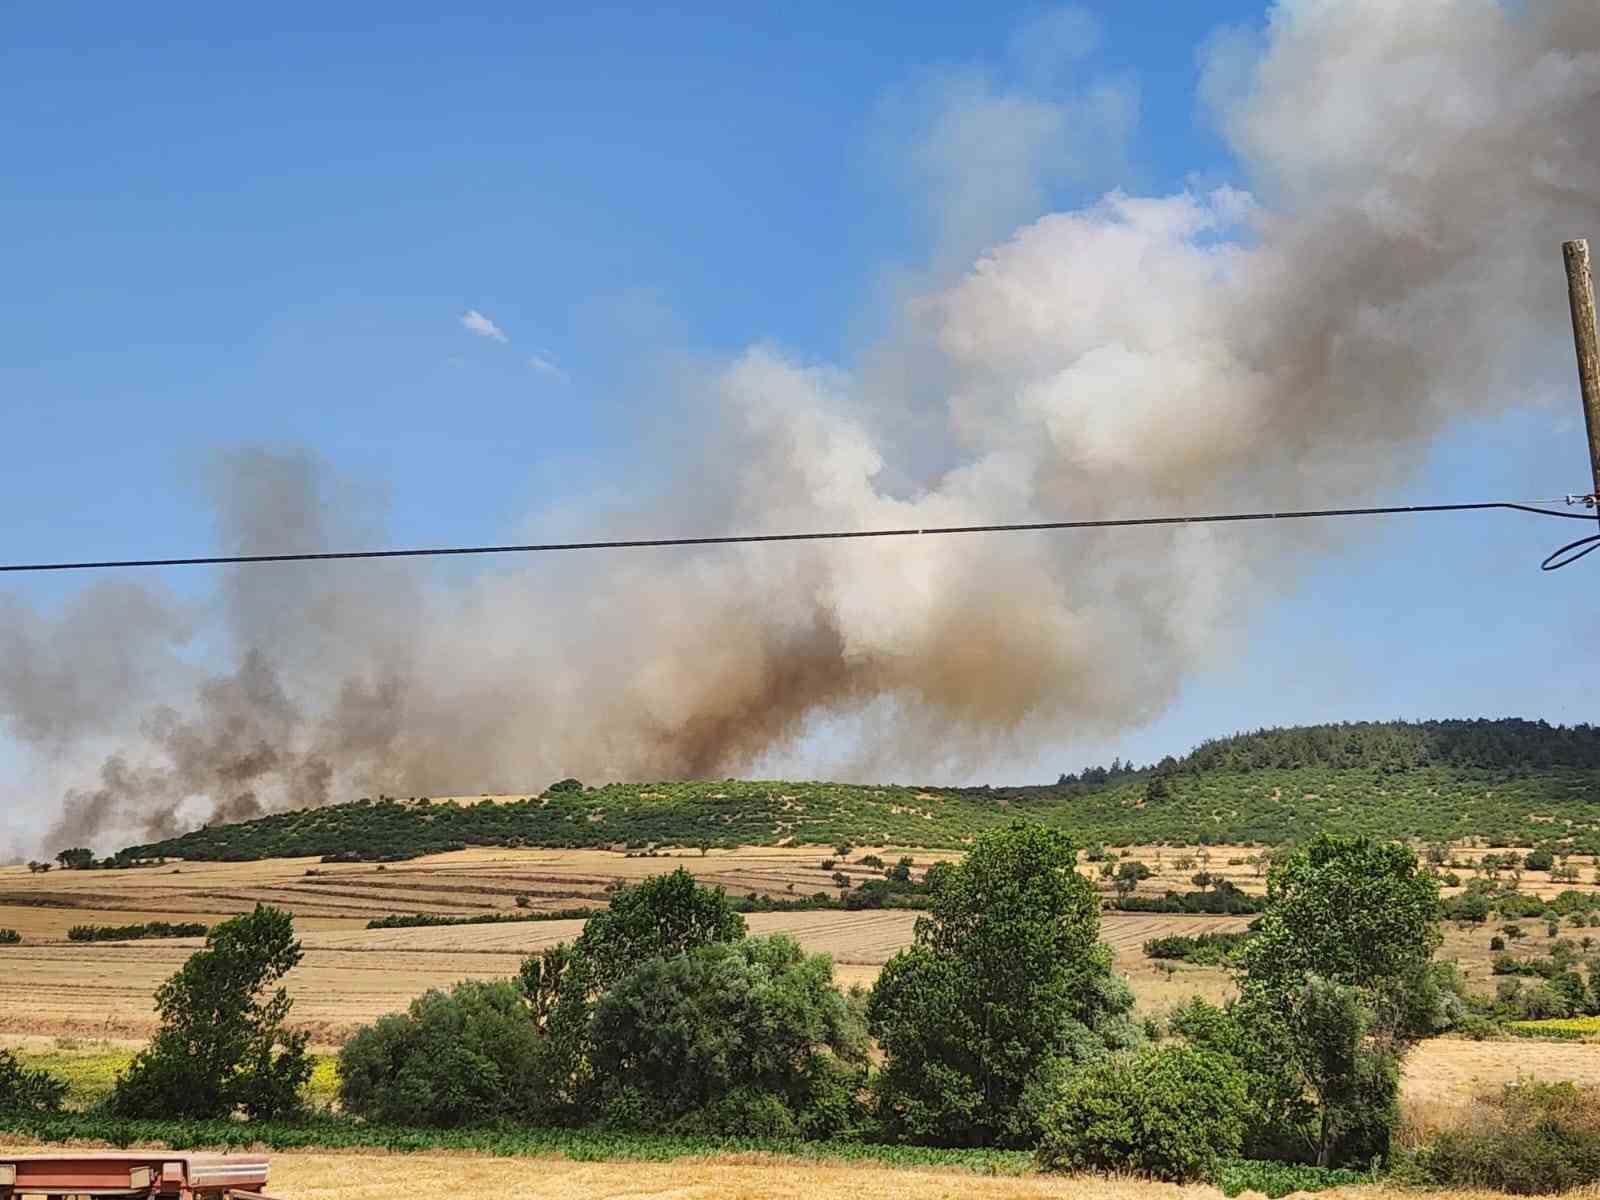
(4, 0, 1599, 857)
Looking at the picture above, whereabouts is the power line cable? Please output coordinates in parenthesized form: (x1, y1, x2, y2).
(2, 496, 1595, 575)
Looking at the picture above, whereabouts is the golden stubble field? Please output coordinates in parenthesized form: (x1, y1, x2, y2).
(0, 844, 1256, 1039)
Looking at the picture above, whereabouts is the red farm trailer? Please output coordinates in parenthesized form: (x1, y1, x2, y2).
(0, 1153, 280, 1200)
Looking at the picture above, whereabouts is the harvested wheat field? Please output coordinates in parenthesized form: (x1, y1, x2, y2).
(5, 841, 1580, 936)
(0, 842, 1582, 1041)
(0, 908, 1254, 1040)
(0, 844, 1261, 1037)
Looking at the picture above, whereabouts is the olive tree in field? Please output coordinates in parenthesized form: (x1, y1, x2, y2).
(866, 822, 1137, 1147)
(107, 904, 311, 1119)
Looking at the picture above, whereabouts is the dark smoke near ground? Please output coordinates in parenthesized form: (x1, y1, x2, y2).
(4, 0, 1599, 857)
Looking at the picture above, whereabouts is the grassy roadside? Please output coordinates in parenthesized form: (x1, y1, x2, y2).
(0, 1111, 1034, 1174)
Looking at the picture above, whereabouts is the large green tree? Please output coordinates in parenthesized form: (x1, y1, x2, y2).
(107, 904, 311, 1119)
(866, 822, 1137, 1147)
(1230, 833, 1441, 1166)
(514, 866, 750, 1121)
(1240, 833, 1441, 998)
(569, 867, 746, 993)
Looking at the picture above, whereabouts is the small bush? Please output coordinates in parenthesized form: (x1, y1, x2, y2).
(1525, 847, 1556, 873)
(1519, 984, 1576, 1020)
(1036, 1045, 1246, 1182)
(1407, 1082, 1600, 1193)
(1491, 935, 1507, 951)
(0, 929, 20, 945)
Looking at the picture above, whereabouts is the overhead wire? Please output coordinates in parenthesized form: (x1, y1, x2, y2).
(1, 495, 1596, 575)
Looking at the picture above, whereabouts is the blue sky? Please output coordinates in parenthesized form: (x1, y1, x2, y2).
(1, 0, 1595, 806)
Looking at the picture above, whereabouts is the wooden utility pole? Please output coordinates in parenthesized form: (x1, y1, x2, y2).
(1564, 239, 1600, 505)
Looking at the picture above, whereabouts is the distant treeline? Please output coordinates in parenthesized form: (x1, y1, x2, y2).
(1112, 882, 1264, 915)
(1178, 718, 1600, 774)
(367, 875, 940, 930)
(367, 910, 598, 930)
(67, 921, 209, 943)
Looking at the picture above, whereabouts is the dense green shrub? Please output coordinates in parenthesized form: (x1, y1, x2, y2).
(1211, 1160, 1370, 1198)
(1143, 931, 1250, 963)
(589, 935, 868, 1138)
(1447, 892, 1492, 923)
(868, 823, 1137, 1148)
(1406, 1082, 1600, 1193)
(0, 1048, 67, 1113)
(106, 905, 311, 1120)
(1169, 997, 1312, 1162)
(337, 980, 553, 1126)
(1036, 1045, 1246, 1181)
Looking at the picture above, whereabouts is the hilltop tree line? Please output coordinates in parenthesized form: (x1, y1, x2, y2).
(1058, 719, 1600, 785)
(100, 719, 1600, 867)
(1177, 719, 1600, 774)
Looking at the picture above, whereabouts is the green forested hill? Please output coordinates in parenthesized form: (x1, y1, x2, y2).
(118, 719, 1600, 862)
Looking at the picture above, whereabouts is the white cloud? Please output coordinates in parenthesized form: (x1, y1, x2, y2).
(460, 309, 507, 342)
(527, 352, 567, 381)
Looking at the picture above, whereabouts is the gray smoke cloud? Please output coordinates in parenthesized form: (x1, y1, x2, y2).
(3, 0, 1599, 858)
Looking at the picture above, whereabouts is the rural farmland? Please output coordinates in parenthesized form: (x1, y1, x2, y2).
(0, 844, 1268, 1037)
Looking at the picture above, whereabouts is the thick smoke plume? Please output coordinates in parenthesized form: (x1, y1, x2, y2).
(4, 0, 1599, 857)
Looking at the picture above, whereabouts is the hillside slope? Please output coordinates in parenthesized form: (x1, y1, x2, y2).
(115, 720, 1600, 861)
